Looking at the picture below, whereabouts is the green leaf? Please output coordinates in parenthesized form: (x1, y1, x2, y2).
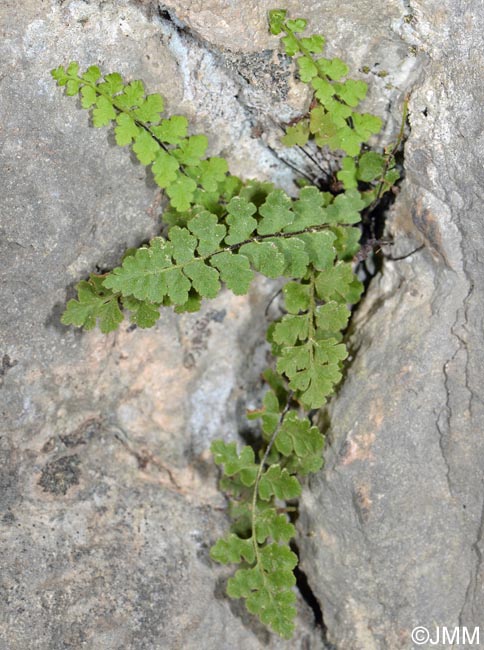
(311, 77, 335, 103)
(325, 189, 365, 224)
(225, 197, 257, 244)
(258, 465, 301, 500)
(151, 149, 180, 187)
(283, 282, 310, 313)
(82, 65, 101, 84)
(276, 343, 310, 379)
(51, 65, 68, 85)
(210, 534, 255, 565)
(248, 389, 281, 439)
(316, 57, 349, 80)
(299, 231, 336, 271)
(285, 186, 327, 231)
(240, 180, 275, 207)
(167, 226, 197, 264)
(211, 440, 258, 486)
(61, 280, 123, 333)
(260, 389, 281, 436)
(334, 79, 368, 107)
(174, 134, 208, 166)
(331, 225, 361, 259)
(191, 189, 222, 214)
(166, 268, 191, 304)
(260, 543, 298, 573)
(352, 112, 383, 140)
(198, 157, 229, 192)
(123, 296, 160, 328)
(151, 115, 188, 144)
(174, 291, 202, 314)
(286, 18, 307, 32)
(92, 96, 117, 127)
(66, 61, 79, 77)
(184, 260, 221, 298)
(80, 85, 97, 108)
(260, 568, 296, 592)
(337, 156, 358, 189)
(220, 174, 243, 200)
(384, 168, 400, 186)
(357, 151, 385, 182)
(133, 93, 164, 123)
(98, 72, 124, 96)
(297, 56, 318, 82)
(227, 567, 263, 598)
(275, 411, 324, 470)
(321, 98, 352, 125)
(97, 298, 124, 333)
(273, 314, 309, 346)
(274, 238, 309, 278)
(291, 340, 347, 408)
(310, 106, 337, 137)
(239, 241, 285, 278)
(66, 79, 81, 96)
(285, 452, 324, 476)
(115, 80, 145, 109)
(114, 113, 139, 146)
(315, 261, 363, 303)
(281, 121, 310, 147)
(268, 9, 287, 35)
(278, 341, 345, 409)
(315, 301, 350, 331)
(300, 35, 325, 54)
(333, 125, 364, 156)
(166, 174, 197, 212)
(258, 190, 294, 235)
(103, 238, 172, 302)
(132, 129, 159, 164)
(187, 211, 226, 255)
(255, 508, 295, 543)
(228, 500, 253, 535)
(281, 33, 300, 56)
(61, 283, 98, 330)
(245, 584, 297, 639)
(210, 252, 254, 295)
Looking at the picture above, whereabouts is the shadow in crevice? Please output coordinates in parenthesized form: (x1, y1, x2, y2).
(291, 543, 338, 650)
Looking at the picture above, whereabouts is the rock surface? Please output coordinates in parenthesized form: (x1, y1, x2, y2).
(0, 1, 324, 647)
(0, 1, 323, 647)
(298, 1, 484, 648)
(3, 0, 477, 649)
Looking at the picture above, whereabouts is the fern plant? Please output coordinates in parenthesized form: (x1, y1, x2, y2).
(52, 9, 402, 639)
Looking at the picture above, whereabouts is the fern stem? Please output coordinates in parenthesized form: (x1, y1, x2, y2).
(72, 73, 191, 175)
(251, 393, 293, 563)
(102, 223, 333, 287)
(307, 270, 317, 367)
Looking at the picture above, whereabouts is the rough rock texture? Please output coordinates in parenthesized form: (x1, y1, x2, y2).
(298, 2, 484, 648)
(0, 1, 325, 647)
(3, 0, 475, 648)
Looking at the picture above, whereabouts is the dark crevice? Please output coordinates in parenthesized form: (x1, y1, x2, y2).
(157, 4, 188, 33)
(158, 9, 172, 23)
(293, 560, 323, 627)
(291, 542, 337, 650)
(356, 143, 406, 290)
(156, 3, 223, 52)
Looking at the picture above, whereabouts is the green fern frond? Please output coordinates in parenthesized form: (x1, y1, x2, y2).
(54, 8, 405, 639)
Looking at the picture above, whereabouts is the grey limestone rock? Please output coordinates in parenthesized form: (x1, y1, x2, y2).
(297, 1, 484, 648)
(0, 0, 327, 647)
(3, 0, 478, 649)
